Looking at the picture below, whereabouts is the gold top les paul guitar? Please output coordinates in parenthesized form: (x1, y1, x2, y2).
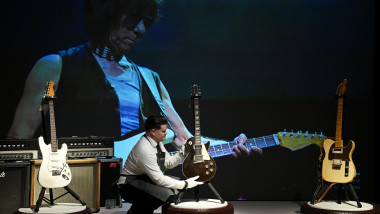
(321, 79, 356, 183)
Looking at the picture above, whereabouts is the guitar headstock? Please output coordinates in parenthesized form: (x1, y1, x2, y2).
(191, 83, 201, 98)
(277, 130, 327, 151)
(336, 79, 347, 97)
(43, 81, 56, 100)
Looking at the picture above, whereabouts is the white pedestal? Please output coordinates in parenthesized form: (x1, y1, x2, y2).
(17, 203, 90, 214)
(301, 201, 379, 214)
(163, 199, 234, 214)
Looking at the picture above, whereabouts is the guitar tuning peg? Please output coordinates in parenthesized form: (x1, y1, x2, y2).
(304, 131, 309, 138)
(297, 131, 301, 138)
(311, 132, 316, 139)
(282, 129, 287, 136)
(290, 130, 294, 138)
(319, 132, 323, 140)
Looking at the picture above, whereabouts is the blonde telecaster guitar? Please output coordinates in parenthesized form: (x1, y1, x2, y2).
(38, 81, 72, 188)
(321, 79, 356, 183)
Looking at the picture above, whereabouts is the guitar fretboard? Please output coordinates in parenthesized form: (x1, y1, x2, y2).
(171, 134, 280, 157)
(49, 100, 58, 152)
(208, 134, 280, 157)
(193, 97, 203, 162)
(335, 97, 344, 147)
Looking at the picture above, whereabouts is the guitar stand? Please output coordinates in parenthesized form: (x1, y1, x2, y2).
(175, 181, 225, 205)
(311, 182, 362, 208)
(34, 186, 86, 212)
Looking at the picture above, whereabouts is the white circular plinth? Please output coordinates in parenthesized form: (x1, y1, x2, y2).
(308, 201, 371, 211)
(301, 201, 379, 214)
(18, 203, 87, 214)
(163, 199, 234, 214)
(170, 199, 227, 209)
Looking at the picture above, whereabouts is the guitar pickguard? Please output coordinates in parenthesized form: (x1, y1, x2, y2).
(321, 139, 356, 183)
(38, 137, 72, 188)
(182, 139, 217, 182)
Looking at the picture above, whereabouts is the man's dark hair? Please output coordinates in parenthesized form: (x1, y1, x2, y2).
(145, 115, 168, 132)
(83, 0, 163, 45)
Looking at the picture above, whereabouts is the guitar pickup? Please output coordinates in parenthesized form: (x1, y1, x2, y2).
(195, 145, 203, 150)
(332, 148, 343, 154)
(194, 155, 204, 164)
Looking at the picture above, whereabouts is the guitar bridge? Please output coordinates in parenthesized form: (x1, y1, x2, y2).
(332, 159, 342, 170)
(52, 169, 61, 176)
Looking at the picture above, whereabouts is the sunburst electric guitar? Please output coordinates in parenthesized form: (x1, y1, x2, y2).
(38, 81, 72, 188)
(182, 83, 217, 182)
(321, 79, 356, 183)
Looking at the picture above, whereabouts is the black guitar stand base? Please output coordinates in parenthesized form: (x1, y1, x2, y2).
(34, 186, 86, 212)
(311, 182, 362, 208)
(175, 181, 225, 205)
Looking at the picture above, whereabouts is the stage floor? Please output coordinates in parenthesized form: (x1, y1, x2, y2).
(98, 201, 380, 214)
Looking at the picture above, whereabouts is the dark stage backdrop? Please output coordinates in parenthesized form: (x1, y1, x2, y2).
(0, 0, 374, 202)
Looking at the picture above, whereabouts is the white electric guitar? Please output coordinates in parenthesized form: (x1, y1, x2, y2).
(38, 81, 72, 188)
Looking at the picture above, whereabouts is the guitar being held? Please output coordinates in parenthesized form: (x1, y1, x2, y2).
(231, 133, 263, 158)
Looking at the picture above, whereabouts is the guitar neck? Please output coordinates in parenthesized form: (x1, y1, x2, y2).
(193, 97, 203, 161)
(49, 100, 58, 152)
(207, 134, 280, 158)
(170, 134, 280, 157)
(335, 97, 344, 147)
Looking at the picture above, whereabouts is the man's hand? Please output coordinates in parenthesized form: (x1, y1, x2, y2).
(185, 175, 203, 189)
(231, 133, 263, 158)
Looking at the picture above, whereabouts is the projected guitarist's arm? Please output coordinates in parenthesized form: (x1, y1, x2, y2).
(7, 54, 62, 139)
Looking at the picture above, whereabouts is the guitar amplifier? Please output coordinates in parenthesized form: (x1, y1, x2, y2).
(99, 158, 123, 207)
(31, 158, 100, 212)
(57, 136, 114, 158)
(0, 139, 39, 161)
(0, 161, 31, 214)
(30, 158, 122, 212)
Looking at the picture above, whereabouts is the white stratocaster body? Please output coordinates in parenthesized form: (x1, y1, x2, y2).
(38, 81, 72, 188)
(38, 136, 72, 188)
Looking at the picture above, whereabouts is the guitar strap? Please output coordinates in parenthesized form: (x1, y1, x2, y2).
(314, 182, 337, 204)
(313, 143, 336, 205)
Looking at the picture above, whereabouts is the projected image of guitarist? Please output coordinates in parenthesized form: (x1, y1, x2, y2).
(6, 0, 261, 163)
